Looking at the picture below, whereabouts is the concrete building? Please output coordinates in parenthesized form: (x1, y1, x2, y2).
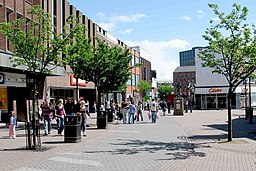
(174, 47, 256, 110)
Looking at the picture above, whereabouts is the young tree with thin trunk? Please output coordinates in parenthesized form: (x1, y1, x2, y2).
(199, 3, 256, 141)
(0, 5, 76, 149)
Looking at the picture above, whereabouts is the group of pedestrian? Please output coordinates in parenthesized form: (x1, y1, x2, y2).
(40, 97, 91, 137)
(120, 99, 171, 124)
(121, 99, 160, 124)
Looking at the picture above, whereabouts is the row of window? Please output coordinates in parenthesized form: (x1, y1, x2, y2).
(127, 74, 140, 86)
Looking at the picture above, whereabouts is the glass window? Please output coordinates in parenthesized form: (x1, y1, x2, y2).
(132, 74, 136, 86)
(135, 57, 140, 64)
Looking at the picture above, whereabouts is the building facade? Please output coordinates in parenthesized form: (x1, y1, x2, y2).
(174, 47, 256, 110)
(0, 0, 147, 118)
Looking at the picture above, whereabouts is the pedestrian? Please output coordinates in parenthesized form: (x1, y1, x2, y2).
(137, 101, 143, 121)
(9, 111, 17, 139)
(150, 99, 158, 123)
(79, 100, 91, 136)
(162, 100, 167, 116)
(64, 97, 75, 115)
(167, 100, 171, 114)
(56, 99, 66, 136)
(128, 101, 136, 124)
(41, 99, 53, 135)
(115, 102, 120, 120)
(121, 100, 128, 124)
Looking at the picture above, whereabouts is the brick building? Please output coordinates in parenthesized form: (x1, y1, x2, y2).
(0, 0, 148, 119)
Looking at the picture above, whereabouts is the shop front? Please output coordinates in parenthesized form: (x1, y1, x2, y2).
(0, 72, 27, 122)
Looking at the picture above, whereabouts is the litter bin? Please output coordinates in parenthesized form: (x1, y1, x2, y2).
(106, 108, 113, 122)
(64, 115, 81, 143)
(97, 111, 108, 129)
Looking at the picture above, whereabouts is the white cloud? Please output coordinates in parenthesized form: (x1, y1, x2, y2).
(97, 22, 116, 31)
(197, 10, 204, 19)
(181, 16, 191, 21)
(96, 12, 105, 18)
(96, 12, 147, 34)
(109, 13, 147, 23)
(119, 29, 133, 35)
(125, 39, 190, 81)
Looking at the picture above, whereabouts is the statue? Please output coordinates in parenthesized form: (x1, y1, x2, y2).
(174, 82, 181, 97)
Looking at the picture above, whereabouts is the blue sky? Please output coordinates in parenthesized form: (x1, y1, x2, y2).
(68, 0, 256, 81)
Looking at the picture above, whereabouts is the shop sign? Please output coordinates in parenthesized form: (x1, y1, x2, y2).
(70, 75, 87, 87)
(209, 88, 222, 93)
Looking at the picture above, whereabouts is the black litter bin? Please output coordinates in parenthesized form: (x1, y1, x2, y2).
(64, 115, 81, 143)
(106, 108, 113, 122)
(97, 111, 108, 129)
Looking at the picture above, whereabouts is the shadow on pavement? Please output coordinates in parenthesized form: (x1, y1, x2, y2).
(83, 139, 206, 160)
(188, 116, 256, 141)
(0, 146, 55, 152)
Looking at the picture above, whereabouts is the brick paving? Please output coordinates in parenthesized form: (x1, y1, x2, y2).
(0, 109, 255, 171)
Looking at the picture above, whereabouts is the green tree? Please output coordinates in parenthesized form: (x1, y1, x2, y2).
(0, 5, 74, 149)
(66, 38, 132, 117)
(64, 23, 94, 103)
(138, 80, 151, 100)
(199, 3, 256, 141)
(158, 84, 174, 100)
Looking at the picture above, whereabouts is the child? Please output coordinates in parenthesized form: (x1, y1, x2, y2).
(9, 111, 17, 139)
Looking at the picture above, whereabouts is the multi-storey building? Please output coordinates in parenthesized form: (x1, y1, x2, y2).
(174, 47, 256, 109)
(0, 0, 146, 119)
(130, 46, 152, 102)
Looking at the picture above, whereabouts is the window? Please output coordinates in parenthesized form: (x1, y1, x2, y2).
(131, 55, 135, 66)
(53, 0, 57, 33)
(136, 74, 140, 85)
(135, 57, 140, 64)
(62, 0, 65, 32)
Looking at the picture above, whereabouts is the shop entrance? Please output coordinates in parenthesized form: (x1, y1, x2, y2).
(7, 87, 27, 121)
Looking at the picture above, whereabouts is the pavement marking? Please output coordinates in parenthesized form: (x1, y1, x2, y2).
(49, 156, 103, 167)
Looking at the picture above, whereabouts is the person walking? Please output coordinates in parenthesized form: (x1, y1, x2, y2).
(121, 100, 128, 124)
(9, 111, 17, 139)
(167, 100, 171, 114)
(64, 97, 75, 115)
(150, 99, 158, 123)
(137, 101, 143, 121)
(41, 99, 53, 135)
(128, 101, 136, 124)
(79, 100, 91, 137)
(56, 99, 66, 136)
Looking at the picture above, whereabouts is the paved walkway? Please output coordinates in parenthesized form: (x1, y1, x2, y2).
(0, 109, 255, 171)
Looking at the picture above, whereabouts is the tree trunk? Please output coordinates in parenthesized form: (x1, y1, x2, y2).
(227, 88, 232, 141)
(32, 79, 37, 149)
(97, 88, 101, 112)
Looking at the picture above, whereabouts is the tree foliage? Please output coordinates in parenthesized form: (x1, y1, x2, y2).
(158, 84, 174, 99)
(64, 24, 93, 79)
(199, 3, 256, 92)
(138, 80, 151, 97)
(73, 39, 132, 92)
(199, 3, 256, 141)
(0, 5, 71, 76)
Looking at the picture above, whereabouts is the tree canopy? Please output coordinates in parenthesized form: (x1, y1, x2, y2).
(199, 3, 256, 141)
(199, 3, 256, 93)
(138, 80, 151, 97)
(0, 5, 70, 76)
(158, 84, 174, 99)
